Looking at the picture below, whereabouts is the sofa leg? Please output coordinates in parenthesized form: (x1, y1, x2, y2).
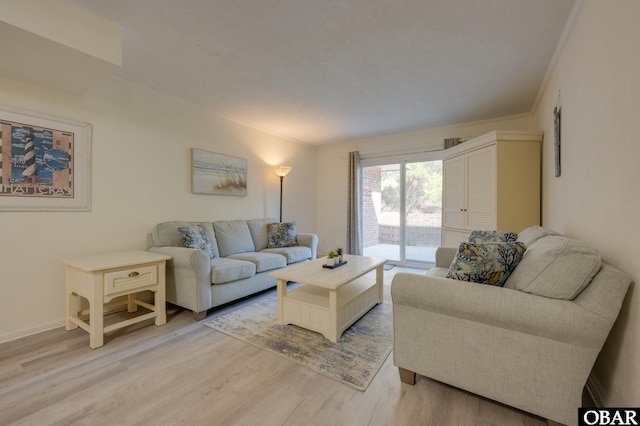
(398, 367, 416, 385)
(193, 310, 207, 321)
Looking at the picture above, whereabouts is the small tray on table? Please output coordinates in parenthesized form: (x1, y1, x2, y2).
(323, 260, 347, 269)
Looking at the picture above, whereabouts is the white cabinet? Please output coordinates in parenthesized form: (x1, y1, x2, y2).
(441, 130, 543, 247)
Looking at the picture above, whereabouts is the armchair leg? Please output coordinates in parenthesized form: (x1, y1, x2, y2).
(193, 310, 207, 321)
(398, 367, 416, 385)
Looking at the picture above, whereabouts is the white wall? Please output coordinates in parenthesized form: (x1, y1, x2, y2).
(0, 76, 317, 340)
(315, 114, 535, 255)
(533, 1, 639, 406)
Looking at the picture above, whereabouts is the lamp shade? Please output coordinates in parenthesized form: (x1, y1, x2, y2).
(275, 165, 292, 178)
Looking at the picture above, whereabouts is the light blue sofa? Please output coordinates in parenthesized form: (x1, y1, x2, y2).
(391, 226, 631, 426)
(147, 218, 318, 320)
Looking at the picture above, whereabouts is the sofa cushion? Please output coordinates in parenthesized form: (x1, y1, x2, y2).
(446, 242, 527, 287)
(267, 222, 298, 248)
(468, 230, 517, 244)
(150, 221, 220, 256)
(261, 246, 311, 264)
(213, 220, 256, 257)
(228, 252, 286, 273)
(246, 218, 277, 250)
(516, 225, 561, 247)
(210, 258, 256, 284)
(505, 235, 601, 300)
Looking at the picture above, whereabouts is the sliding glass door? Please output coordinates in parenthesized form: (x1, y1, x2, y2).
(361, 155, 442, 268)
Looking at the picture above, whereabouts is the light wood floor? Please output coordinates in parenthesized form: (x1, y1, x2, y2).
(0, 276, 548, 426)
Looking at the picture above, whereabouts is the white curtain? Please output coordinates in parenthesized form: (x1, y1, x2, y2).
(347, 151, 362, 255)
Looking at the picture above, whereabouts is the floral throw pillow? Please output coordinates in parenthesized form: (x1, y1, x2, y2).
(267, 222, 298, 248)
(178, 224, 216, 259)
(468, 230, 518, 244)
(446, 241, 527, 287)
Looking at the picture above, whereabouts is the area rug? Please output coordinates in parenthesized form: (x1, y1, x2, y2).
(204, 284, 392, 391)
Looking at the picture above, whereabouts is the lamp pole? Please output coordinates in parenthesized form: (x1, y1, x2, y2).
(275, 166, 292, 222)
(279, 175, 285, 222)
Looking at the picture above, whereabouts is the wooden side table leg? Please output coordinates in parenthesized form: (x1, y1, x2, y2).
(89, 273, 104, 349)
(127, 294, 137, 313)
(65, 266, 79, 331)
(155, 260, 167, 325)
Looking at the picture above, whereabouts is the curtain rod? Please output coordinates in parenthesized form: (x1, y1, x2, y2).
(358, 145, 443, 161)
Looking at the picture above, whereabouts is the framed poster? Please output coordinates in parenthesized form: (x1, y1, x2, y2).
(191, 149, 247, 196)
(0, 105, 92, 211)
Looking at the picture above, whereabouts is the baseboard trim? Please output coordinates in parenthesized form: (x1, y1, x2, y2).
(0, 319, 65, 344)
(0, 294, 156, 344)
(586, 373, 605, 407)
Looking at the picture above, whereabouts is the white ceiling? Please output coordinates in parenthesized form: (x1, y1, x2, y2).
(71, 0, 575, 145)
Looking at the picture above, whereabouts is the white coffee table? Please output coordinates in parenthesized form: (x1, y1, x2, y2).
(269, 254, 387, 343)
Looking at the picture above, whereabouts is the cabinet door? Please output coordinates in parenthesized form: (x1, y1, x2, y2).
(441, 228, 468, 248)
(442, 155, 465, 229)
(465, 146, 496, 230)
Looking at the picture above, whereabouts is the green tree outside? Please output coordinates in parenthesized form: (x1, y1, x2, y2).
(381, 161, 442, 214)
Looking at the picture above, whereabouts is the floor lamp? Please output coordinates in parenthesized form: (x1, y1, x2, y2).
(275, 166, 292, 222)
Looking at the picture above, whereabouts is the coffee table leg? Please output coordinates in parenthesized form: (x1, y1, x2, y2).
(376, 265, 384, 304)
(328, 289, 339, 343)
(276, 279, 287, 324)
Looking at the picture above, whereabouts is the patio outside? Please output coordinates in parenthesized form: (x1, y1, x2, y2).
(363, 211, 440, 268)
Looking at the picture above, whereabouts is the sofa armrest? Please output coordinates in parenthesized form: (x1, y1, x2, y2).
(297, 233, 318, 259)
(435, 246, 457, 268)
(391, 272, 610, 348)
(148, 246, 212, 314)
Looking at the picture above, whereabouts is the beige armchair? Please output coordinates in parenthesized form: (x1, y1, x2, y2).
(391, 228, 631, 425)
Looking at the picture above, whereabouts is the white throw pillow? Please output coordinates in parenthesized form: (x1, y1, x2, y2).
(516, 225, 560, 247)
(505, 236, 601, 300)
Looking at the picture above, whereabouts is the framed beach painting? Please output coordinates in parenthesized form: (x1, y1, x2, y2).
(0, 105, 92, 211)
(191, 149, 247, 196)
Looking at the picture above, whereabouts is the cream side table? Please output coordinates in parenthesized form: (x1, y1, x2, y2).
(62, 251, 171, 349)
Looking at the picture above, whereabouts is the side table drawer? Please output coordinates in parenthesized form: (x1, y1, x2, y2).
(104, 264, 158, 296)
